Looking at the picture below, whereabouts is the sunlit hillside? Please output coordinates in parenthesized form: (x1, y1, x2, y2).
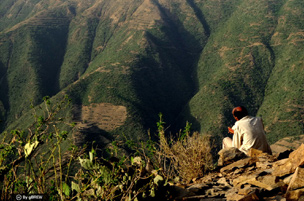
(0, 0, 303, 149)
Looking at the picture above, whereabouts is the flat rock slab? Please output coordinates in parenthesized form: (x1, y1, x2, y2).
(246, 175, 283, 191)
(220, 157, 256, 173)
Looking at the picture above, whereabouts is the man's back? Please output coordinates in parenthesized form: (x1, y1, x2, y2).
(232, 116, 272, 154)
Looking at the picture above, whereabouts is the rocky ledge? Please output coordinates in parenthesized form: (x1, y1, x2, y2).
(174, 144, 304, 201)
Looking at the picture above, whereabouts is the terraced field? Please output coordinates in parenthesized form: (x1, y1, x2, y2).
(80, 103, 127, 131)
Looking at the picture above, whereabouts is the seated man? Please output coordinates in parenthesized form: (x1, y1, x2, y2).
(223, 106, 272, 155)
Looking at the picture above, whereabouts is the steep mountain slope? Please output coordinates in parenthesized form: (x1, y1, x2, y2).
(0, 0, 303, 149)
(184, 0, 304, 144)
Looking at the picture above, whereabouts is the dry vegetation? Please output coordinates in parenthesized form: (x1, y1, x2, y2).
(158, 131, 214, 183)
(147, 116, 215, 183)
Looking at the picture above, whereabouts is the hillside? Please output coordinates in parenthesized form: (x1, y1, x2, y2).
(0, 0, 303, 150)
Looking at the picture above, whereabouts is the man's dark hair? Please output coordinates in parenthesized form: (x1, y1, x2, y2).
(232, 106, 248, 120)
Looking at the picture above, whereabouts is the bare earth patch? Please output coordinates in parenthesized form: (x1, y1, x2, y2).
(249, 22, 261, 27)
(287, 32, 304, 46)
(81, 103, 127, 131)
(128, 0, 162, 30)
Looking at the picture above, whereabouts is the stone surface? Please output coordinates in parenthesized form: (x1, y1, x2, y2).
(226, 188, 259, 201)
(285, 188, 304, 201)
(233, 174, 257, 188)
(257, 153, 276, 163)
(187, 183, 209, 194)
(174, 143, 304, 201)
(205, 187, 226, 197)
(217, 177, 231, 187)
(232, 173, 282, 191)
(247, 175, 283, 191)
(289, 143, 304, 166)
(272, 158, 293, 177)
(247, 148, 263, 158)
(283, 173, 294, 185)
(287, 167, 304, 191)
(273, 144, 304, 177)
(225, 188, 244, 201)
(240, 191, 260, 201)
(238, 184, 255, 195)
(232, 168, 245, 175)
(256, 161, 272, 169)
(272, 158, 289, 167)
(220, 157, 256, 173)
(218, 147, 247, 167)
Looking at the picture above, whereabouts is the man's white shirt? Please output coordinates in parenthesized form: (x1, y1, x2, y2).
(232, 116, 272, 154)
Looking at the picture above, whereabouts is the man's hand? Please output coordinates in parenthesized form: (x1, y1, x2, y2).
(228, 127, 234, 134)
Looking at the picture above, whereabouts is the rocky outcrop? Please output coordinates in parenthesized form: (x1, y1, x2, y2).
(174, 144, 304, 201)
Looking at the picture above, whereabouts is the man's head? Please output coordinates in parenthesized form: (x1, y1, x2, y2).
(232, 106, 248, 121)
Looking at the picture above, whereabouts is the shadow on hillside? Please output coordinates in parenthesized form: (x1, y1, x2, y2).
(31, 23, 70, 98)
(73, 123, 115, 157)
(129, 1, 210, 136)
(71, 104, 114, 157)
(186, 0, 210, 37)
(0, 61, 9, 131)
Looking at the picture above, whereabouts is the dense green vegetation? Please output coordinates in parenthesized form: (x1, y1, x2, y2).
(0, 97, 213, 200)
(0, 0, 303, 152)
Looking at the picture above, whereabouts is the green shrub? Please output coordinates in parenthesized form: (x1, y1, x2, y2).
(0, 96, 77, 200)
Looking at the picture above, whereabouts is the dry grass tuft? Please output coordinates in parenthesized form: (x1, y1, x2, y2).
(157, 125, 214, 183)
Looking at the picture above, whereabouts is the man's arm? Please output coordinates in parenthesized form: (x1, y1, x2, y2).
(228, 127, 234, 134)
